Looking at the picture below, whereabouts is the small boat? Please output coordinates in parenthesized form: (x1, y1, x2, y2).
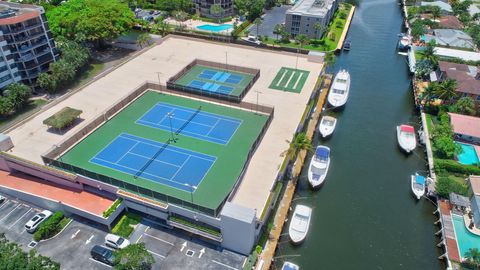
(308, 145, 330, 188)
(288, 204, 312, 244)
(396, 124, 416, 153)
(318, 116, 337, 138)
(282, 261, 300, 270)
(343, 39, 351, 51)
(327, 69, 350, 108)
(411, 173, 426, 199)
(418, 128, 426, 145)
(398, 36, 411, 51)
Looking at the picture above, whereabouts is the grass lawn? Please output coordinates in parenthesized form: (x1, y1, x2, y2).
(112, 212, 141, 238)
(425, 113, 434, 134)
(0, 98, 48, 131)
(262, 4, 352, 52)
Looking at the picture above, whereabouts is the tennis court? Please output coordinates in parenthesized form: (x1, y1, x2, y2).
(174, 65, 255, 97)
(90, 133, 215, 192)
(269, 67, 310, 93)
(136, 102, 242, 145)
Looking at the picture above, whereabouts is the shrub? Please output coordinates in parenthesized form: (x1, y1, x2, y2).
(335, 21, 343, 28)
(435, 176, 468, 198)
(103, 198, 123, 218)
(329, 32, 336, 41)
(435, 159, 480, 175)
(33, 211, 64, 242)
(339, 12, 347, 20)
(231, 20, 251, 38)
(111, 212, 141, 238)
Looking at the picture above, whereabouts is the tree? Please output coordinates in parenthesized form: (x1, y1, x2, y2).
(324, 52, 336, 68)
(113, 243, 154, 270)
(465, 248, 480, 270)
(4, 83, 31, 110)
(47, 0, 135, 47)
(234, 0, 265, 21)
(450, 96, 476, 115)
(411, 20, 426, 41)
(281, 132, 312, 160)
(432, 113, 461, 159)
(430, 6, 441, 21)
(136, 33, 151, 48)
(210, 4, 225, 23)
(152, 19, 170, 36)
(434, 79, 458, 101)
(155, 0, 193, 14)
(254, 18, 262, 38)
(295, 34, 309, 49)
(423, 40, 438, 66)
(419, 82, 438, 104)
(313, 23, 325, 39)
(273, 24, 285, 41)
(468, 25, 480, 48)
(415, 59, 435, 79)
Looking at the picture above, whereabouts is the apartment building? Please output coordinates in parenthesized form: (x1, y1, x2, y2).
(0, 1, 58, 90)
(285, 0, 339, 39)
(194, 0, 234, 19)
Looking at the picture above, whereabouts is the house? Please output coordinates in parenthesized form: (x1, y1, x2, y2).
(424, 29, 475, 49)
(434, 47, 480, 62)
(448, 113, 480, 145)
(438, 16, 463, 30)
(438, 61, 480, 104)
(420, 1, 453, 14)
(193, 0, 234, 19)
(469, 176, 480, 228)
(285, 0, 339, 39)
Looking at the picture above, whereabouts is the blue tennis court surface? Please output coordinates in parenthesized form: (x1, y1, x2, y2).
(136, 102, 242, 145)
(90, 133, 216, 192)
(188, 80, 234, 94)
(198, 69, 244, 85)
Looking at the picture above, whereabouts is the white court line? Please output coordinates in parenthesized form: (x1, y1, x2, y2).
(89, 258, 112, 268)
(170, 156, 190, 181)
(155, 103, 243, 124)
(0, 204, 20, 221)
(8, 208, 32, 229)
(211, 260, 239, 270)
(205, 119, 220, 137)
(115, 142, 139, 163)
(124, 152, 182, 168)
(144, 233, 174, 246)
(147, 249, 166, 259)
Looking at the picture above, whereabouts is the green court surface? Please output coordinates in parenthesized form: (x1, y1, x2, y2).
(59, 91, 268, 214)
(174, 65, 255, 97)
(269, 67, 309, 93)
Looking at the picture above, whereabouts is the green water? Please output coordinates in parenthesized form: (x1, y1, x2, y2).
(274, 0, 445, 269)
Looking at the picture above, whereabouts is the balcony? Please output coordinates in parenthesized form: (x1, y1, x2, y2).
(167, 216, 223, 242)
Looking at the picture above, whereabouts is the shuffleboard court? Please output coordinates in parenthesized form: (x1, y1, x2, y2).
(188, 80, 234, 94)
(136, 102, 242, 145)
(269, 67, 310, 93)
(90, 133, 216, 192)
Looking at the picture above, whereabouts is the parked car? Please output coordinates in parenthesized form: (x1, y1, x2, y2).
(91, 245, 115, 266)
(25, 210, 53, 233)
(241, 35, 261, 45)
(105, 233, 130, 249)
(0, 195, 5, 204)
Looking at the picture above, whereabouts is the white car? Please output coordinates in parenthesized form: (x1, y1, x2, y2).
(241, 35, 261, 45)
(105, 233, 130, 249)
(25, 210, 53, 233)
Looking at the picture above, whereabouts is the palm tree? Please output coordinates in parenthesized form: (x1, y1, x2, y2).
(295, 34, 309, 49)
(273, 24, 284, 41)
(431, 6, 441, 21)
(465, 248, 480, 270)
(434, 79, 458, 101)
(324, 52, 336, 68)
(281, 133, 313, 160)
(420, 82, 438, 104)
(313, 23, 325, 40)
(136, 33, 151, 48)
(210, 4, 224, 23)
(450, 96, 476, 115)
(254, 18, 262, 38)
(423, 40, 438, 66)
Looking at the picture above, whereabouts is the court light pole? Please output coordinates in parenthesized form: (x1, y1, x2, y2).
(184, 183, 198, 221)
(254, 90, 262, 114)
(156, 71, 163, 92)
(167, 112, 176, 143)
(225, 51, 228, 71)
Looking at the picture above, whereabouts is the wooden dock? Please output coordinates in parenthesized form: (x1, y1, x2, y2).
(257, 74, 332, 270)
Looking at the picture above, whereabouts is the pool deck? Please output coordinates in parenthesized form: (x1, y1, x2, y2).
(439, 200, 461, 263)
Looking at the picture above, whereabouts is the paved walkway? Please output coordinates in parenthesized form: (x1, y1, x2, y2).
(439, 200, 461, 263)
(0, 171, 113, 216)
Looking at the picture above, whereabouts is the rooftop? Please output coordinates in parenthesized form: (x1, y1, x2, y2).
(429, 29, 474, 49)
(0, 1, 42, 24)
(287, 0, 336, 17)
(439, 16, 463, 30)
(434, 47, 480, 61)
(439, 61, 480, 95)
(449, 113, 480, 139)
(471, 176, 480, 196)
(420, 1, 452, 13)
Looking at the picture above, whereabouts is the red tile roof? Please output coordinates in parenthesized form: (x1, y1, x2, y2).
(448, 113, 480, 138)
(439, 15, 464, 30)
(439, 61, 480, 96)
(0, 10, 39, 25)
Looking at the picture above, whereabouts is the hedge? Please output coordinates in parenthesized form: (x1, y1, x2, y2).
(103, 198, 123, 218)
(43, 107, 82, 129)
(232, 20, 251, 37)
(197, 16, 233, 23)
(436, 176, 468, 198)
(33, 211, 66, 242)
(111, 212, 141, 238)
(169, 216, 221, 237)
(435, 159, 480, 175)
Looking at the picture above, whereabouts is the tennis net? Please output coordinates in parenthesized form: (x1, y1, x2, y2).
(175, 106, 202, 135)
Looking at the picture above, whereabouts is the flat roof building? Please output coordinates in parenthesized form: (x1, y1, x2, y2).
(285, 0, 339, 39)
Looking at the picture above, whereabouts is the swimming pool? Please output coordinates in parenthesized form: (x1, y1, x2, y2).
(452, 215, 480, 258)
(456, 142, 480, 165)
(196, 24, 233, 32)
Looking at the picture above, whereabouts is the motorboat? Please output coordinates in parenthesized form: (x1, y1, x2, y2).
(288, 204, 312, 244)
(282, 261, 300, 270)
(308, 145, 330, 188)
(411, 173, 426, 200)
(318, 116, 337, 138)
(396, 124, 416, 153)
(398, 35, 411, 51)
(343, 39, 351, 51)
(327, 70, 350, 108)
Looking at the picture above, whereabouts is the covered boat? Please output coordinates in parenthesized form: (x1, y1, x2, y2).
(318, 116, 337, 138)
(282, 261, 300, 270)
(327, 70, 350, 108)
(288, 204, 312, 244)
(398, 35, 411, 51)
(411, 173, 426, 200)
(396, 124, 416, 153)
(308, 146, 331, 188)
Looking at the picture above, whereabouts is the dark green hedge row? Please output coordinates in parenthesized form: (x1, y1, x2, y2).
(435, 159, 480, 175)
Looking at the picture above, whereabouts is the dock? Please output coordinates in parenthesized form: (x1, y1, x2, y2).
(257, 74, 332, 270)
(436, 201, 461, 269)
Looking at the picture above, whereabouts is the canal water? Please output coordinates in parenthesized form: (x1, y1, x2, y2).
(274, 0, 446, 269)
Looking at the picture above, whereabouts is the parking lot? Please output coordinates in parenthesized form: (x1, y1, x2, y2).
(0, 197, 41, 247)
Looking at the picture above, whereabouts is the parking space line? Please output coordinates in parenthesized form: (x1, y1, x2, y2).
(144, 226, 149, 233)
(144, 233, 174, 246)
(0, 200, 9, 210)
(147, 249, 165, 259)
(88, 258, 112, 268)
(136, 234, 143, 244)
(0, 204, 20, 221)
(212, 260, 239, 270)
(8, 208, 32, 229)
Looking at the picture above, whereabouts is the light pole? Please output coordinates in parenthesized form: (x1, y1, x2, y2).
(254, 90, 262, 114)
(184, 183, 198, 220)
(155, 71, 163, 92)
(167, 112, 176, 143)
(225, 51, 228, 71)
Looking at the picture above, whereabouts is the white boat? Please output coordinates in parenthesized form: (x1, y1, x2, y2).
(411, 173, 426, 200)
(318, 116, 337, 138)
(308, 146, 330, 188)
(396, 124, 416, 153)
(282, 261, 300, 270)
(288, 204, 312, 244)
(327, 69, 350, 108)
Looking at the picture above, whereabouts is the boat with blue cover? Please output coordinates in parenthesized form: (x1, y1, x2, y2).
(308, 145, 331, 188)
(411, 173, 426, 200)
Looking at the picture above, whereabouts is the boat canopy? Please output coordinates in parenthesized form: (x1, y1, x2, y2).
(415, 174, 426, 185)
(316, 146, 330, 159)
(400, 125, 415, 133)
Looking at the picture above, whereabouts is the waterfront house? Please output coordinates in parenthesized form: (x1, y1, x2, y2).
(468, 176, 480, 228)
(424, 29, 475, 49)
(438, 16, 463, 30)
(437, 61, 480, 104)
(285, 0, 339, 39)
(420, 1, 453, 15)
(448, 113, 480, 145)
(450, 192, 470, 212)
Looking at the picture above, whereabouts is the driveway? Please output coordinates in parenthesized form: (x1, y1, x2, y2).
(249, 5, 291, 38)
